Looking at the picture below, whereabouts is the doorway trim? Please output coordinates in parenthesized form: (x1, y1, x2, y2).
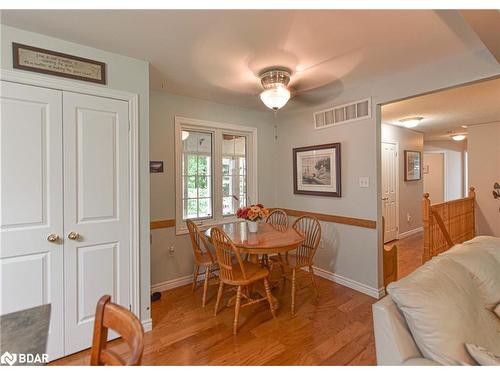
(381, 139, 400, 241)
(0, 68, 141, 324)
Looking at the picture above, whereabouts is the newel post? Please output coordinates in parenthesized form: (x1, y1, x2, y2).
(468, 186, 475, 199)
(469, 186, 476, 237)
(422, 193, 431, 263)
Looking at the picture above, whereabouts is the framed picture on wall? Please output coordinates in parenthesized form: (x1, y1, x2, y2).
(293, 143, 341, 197)
(404, 150, 421, 181)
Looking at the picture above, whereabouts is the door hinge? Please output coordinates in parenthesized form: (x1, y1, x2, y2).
(128, 120, 131, 132)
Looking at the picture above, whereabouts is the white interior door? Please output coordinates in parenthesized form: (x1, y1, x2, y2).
(423, 153, 444, 203)
(63, 92, 130, 355)
(0, 81, 64, 360)
(382, 142, 398, 242)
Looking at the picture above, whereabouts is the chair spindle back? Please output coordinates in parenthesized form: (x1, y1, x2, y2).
(186, 219, 214, 263)
(292, 216, 321, 265)
(210, 227, 247, 282)
(266, 209, 289, 227)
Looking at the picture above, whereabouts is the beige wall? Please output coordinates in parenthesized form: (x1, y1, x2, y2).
(149, 89, 275, 287)
(381, 124, 424, 234)
(0, 24, 152, 323)
(423, 153, 445, 203)
(274, 49, 499, 293)
(150, 39, 497, 296)
(468, 122, 500, 236)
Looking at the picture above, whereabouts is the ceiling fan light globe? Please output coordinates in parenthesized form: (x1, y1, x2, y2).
(399, 117, 423, 128)
(451, 134, 466, 141)
(260, 85, 291, 111)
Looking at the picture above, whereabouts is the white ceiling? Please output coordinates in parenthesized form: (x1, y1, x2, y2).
(0, 10, 493, 111)
(382, 77, 500, 141)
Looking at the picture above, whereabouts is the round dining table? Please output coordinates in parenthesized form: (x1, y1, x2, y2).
(203, 221, 304, 263)
(204, 221, 305, 309)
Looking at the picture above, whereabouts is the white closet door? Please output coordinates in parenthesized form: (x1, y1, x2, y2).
(0, 81, 64, 360)
(62, 92, 131, 355)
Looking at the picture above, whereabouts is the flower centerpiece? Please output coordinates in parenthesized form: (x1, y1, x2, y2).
(236, 204, 269, 233)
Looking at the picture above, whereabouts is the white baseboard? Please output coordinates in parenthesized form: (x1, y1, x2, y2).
(152, 267, 385, 300)
(151, 274, 194, 293)
(398, 226, 423, 239)
(311, 266, 385, 299)
(141, 318, 153, 332)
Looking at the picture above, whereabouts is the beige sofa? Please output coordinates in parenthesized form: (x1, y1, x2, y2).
(373, 236, 500, 365)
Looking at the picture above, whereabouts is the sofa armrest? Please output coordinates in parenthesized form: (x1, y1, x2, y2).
(372, 295, 423, 365)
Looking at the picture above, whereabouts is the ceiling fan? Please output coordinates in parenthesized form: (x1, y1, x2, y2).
(255, 47, 364, 112)
(258, 68, 292, 112)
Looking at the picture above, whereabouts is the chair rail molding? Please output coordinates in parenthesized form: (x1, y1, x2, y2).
(150, 209, 376, 232)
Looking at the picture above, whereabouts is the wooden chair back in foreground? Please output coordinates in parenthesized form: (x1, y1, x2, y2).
(90, 295, 144, 366)
(210, 226, 276, 334)
(266, 209, 289, 227)
(186, 219, 218, 307)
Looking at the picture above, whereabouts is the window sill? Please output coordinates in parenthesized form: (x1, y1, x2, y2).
(175, 216, 243, 236)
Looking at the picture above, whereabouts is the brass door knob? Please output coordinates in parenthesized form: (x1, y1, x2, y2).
(47, 233, 59, 242)
(68, 231, 80, 240)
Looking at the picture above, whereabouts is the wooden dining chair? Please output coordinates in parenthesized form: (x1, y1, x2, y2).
(272, 215, 321, 315)
(266, 209, 289, 227)
(261, 209, 290, 266)
(211, 226, 276, 334)
(187, 219, 218, 307)
(90, 295, 144, 366)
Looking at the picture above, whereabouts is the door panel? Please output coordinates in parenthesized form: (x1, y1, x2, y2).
(382, 142, 398, 242)
(0, 81, 64, 360)
(77, 109, 118, 222)
(77, 242, 119, 323)
(63, 92, 130, 355)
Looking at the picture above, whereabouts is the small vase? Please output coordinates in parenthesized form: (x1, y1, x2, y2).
(247, 220, 258, 233)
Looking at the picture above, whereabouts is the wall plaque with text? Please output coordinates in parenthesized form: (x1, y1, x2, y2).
(13, 43, 106, 84)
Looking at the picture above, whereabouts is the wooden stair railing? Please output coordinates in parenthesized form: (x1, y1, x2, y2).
(422, 187, 476, 263)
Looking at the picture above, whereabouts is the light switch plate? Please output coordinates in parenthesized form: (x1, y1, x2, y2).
(359, 177, 369, 188)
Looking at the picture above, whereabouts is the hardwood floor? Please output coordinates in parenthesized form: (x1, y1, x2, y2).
(52, 270, 377, 365)
(51, 233, 425, 366)
(387, 231, 424, 279)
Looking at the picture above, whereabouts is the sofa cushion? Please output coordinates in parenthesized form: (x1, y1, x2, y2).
(465, 344, 500, 366)
(387, 256, 500, 365)
(462, 236, 500, 263)
(495, 304, 500, 319)
(443, 244, 500, 310)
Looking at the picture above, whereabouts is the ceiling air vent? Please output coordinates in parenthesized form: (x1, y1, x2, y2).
(314, 97, 371, 130)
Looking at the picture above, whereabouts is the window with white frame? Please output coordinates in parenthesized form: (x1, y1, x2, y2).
(175, 117, 257, 234)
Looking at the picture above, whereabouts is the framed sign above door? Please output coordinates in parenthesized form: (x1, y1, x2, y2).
(12, 43, 106, 84)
